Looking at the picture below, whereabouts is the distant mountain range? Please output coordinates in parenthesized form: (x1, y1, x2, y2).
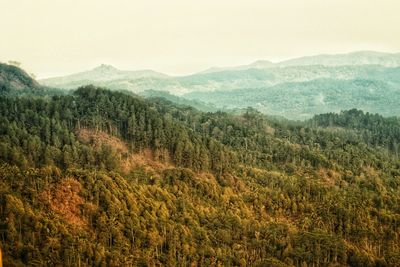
(38, 51, 400, 119)
(201, 51, 400, 73)
(40, 51, 400, 91)
(277, 50, 400, 67)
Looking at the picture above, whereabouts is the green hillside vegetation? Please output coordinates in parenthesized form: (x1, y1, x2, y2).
(309, 109, 400, 154)
(184, 78, 400, 120)
(0, 63, 66, 97)
(0, 63, 40, 93)
(0, 85, 399, 266)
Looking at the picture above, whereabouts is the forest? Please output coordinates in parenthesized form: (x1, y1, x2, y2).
(0, 82, 399, 266)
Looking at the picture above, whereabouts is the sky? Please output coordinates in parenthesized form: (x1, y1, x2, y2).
(1, 0, 400, 78)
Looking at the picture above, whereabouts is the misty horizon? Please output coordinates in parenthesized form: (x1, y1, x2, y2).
(13, 50, 400, 80)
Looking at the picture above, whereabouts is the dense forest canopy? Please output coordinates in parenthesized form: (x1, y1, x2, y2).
(0, 82, 399, 266)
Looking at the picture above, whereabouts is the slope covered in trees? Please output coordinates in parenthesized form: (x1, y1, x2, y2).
(309, 109, 400, 155)
(0, 63, 40, 93)
(0, 85, 399, 266)
(0, 62, 66, 97)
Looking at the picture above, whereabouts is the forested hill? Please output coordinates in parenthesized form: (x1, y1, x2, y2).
(0, 62, 65, 96)
(0, 63, 40, 92)
(309, 109, 400, 154)
(0, 85, 399, 266)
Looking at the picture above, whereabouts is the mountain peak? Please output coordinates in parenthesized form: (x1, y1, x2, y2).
(93, 64, 119, 72)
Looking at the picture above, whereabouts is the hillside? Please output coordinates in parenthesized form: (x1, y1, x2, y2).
(184, 78, 400, 120)
(0, 63, 40, 93)
(1, 85, 399, 266)
(0, 63, 67, 97)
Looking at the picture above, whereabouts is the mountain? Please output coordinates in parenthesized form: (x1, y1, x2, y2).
(40, 63, 400, 95)
(40, 51, 400, 93)
(1, 85, 399, 266)
(179, 64, 400, 92)
(40, 64, 168, 89)
(279, 51, 400, 67)
(201, 51, 400, 73)
(37, 51, 400, 119)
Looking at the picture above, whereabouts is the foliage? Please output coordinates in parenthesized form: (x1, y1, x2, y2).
(0, 86, 399, 266)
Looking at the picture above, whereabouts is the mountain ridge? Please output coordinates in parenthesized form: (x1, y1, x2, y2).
(40, 50, 400, 83)
(278, 50, 400, 68)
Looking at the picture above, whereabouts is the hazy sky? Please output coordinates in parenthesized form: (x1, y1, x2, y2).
(1, 0, 400, 78)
